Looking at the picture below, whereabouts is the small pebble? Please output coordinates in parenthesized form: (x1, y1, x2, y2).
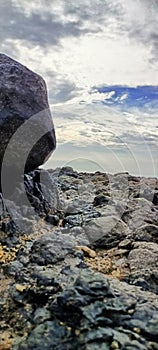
(15, 284, 27, 292)
(133, 327, 141, 334)
(75, 246, 97, 258)
(111, 340, 119, 349)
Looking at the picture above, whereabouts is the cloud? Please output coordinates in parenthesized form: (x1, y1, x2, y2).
(46, 100, 158, 177)
(118, 0, 158, 63)
(48, 78, 81, 104)
(0, 0, 157, 105)
(63, 0, 123, 28)
(0, 0, 122, 50)
(1, 0, 157, 67)
(51, 100, 158, 150)
(0, 0, 86, 48)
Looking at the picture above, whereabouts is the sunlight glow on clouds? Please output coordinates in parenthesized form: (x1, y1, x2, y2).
(52, 102, 158, 149)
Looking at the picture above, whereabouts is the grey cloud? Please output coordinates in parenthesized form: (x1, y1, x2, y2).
(1, 0, 157, 63)
(51, 82, 79, 103)
(49, 80, 81, 104)
(119, 0, 158, 63)
(0, 0, 123, 50)
(0, 0, 85, 47)
(63, 0, 123, 28)
(44, 70, 82, 104)
(117, 131, 158, 148)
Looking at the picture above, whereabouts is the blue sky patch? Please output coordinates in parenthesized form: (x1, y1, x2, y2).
(92, 85, 158, 110)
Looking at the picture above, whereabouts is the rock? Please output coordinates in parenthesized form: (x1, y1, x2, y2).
(4, 260, 24, 277)
(122, 198, 156, 231)
(0, 167, 158, 349)
(63, 214, 83, 227)
(75, 245, 97, 258)
(13, 320, 71, 350)
(45, 214, 59, 226)
(128, 242, 158, 293)
(14, 270, 158, 350)
(0, 53, 56, 187)
(153, 191, 158, 205)
(132, 224, 158, 243)
(93, 194, 110, 206)
(30, 232, 75, 265)
(84, 216, 129, 247)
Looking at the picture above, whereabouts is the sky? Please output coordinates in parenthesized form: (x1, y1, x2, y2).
(0, 0, 158, 176)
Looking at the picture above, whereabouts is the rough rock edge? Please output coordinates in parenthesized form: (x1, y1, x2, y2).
(0, 167, 158, 349)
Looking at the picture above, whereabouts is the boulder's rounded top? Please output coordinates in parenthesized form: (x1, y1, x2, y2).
(0, 52, 44, 82)
(0, 52, 17, 62)
(0, 53, 27, 69)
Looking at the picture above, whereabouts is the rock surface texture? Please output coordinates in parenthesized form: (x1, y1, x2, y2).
(0, 53, 56, 177)
(0, 168, 158, 349)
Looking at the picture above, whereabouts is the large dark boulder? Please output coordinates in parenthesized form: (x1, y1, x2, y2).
(0, 53, 56, 183)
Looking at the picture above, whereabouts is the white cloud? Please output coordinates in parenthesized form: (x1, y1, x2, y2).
(44, 101, 158, 176)
(120, 93, 128, 101)
(9, 30, 157, 103)
(52, 102, 158, 149)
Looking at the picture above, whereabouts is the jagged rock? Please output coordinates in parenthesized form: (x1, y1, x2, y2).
(128, 241, 158, 293)
(84, 216, 129, 247)
(30, 232, 75, 265)
(0, 53, 56, 190)
(132, 224, 158, 243)
(12, 271, 158, 350)
(0, 168, 158, 350)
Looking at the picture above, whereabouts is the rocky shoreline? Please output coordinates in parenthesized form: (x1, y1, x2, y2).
(0, 167, 158, 350)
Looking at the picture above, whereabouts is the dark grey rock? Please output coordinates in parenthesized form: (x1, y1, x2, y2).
(30, 232, 74, 265)
(1, 168, 158, 350)
(132, 224, 158, 243)
(45, 214, 59, 225)
(0, 53, 56, 180)
(14, 320, 73, 350)
(63, 214, 83, 227)
(128, 241, 158, 293)
(4, 260, 24, 277)
(93, 194, 110, 206)
(13, 270, 158, 350)
(84, 216, 129, 247)
(153, 191, 158, 205)
(33, 307, 51, 325)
